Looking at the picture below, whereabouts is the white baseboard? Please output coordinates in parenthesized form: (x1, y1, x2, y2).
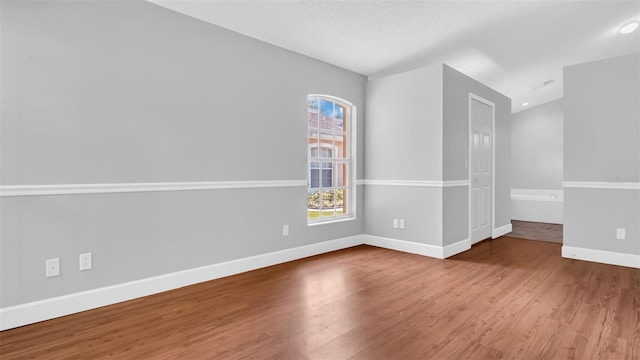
(363, 235, 446, 259)
(562, 246, 640, 269)
(0, 235, 364, 331)
(443, 238, 471, 258)
(362, 235, 471, 259)
(492, 223, 512, 238)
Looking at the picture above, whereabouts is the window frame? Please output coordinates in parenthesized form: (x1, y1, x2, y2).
(307, 94, 357, 225)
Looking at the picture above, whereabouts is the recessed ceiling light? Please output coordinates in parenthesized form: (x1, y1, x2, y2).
(620, 21, 639, 34)
(522, 102, 529, 106)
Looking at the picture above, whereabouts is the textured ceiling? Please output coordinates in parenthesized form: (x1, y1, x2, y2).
(149, 0, 640, 113)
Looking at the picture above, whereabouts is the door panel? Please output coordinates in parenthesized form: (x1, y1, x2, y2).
(470, 98, 493, 244)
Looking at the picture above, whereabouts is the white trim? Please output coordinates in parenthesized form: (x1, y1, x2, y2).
(362, 235, 471, 259)
(442, 238, 471, 258)
(359, 179, 469, 188)
(492, 223, 512, 238)
(562, 181, 640, 190)
(443, 180, 471, 187)
(350, 105, 358, 220)
(0, 235, 364, 331)
(356, 179, 365, 186)
(562, 246, 640, 269)
(307, 216, 356, 226)
(0, 180, 307, 197)
(363, 235, 445, 259)
(468, 93, 496, 245)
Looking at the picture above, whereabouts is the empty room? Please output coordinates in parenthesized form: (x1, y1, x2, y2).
(1, 0, 638, 359)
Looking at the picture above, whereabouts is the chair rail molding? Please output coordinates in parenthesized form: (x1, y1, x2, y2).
(0, 180, 307, 197)
(562, 181, 640, 190)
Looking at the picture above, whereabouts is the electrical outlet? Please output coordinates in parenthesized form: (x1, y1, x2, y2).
(616, 228, 626, 240)
(46, 258, 60, 277)
(399, 219, 406, 230)
(79, 253, 92, 271)
(283, 225, 289, 236)
(393, 219, 399, 229)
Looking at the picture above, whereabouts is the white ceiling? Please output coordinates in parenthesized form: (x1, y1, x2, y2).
(149, 0, 640, 113)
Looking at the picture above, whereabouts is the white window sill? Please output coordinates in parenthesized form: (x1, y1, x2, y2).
(308, 216, 356, 227)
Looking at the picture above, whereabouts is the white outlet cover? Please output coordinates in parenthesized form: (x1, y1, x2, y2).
(79, 253, 92, 271)
(393, 219, 399, 229)
(616, 228, 626, 240)
(282, 225, 289, 236)
(399, 219, 406, 229)
(46, 258, 60, 277)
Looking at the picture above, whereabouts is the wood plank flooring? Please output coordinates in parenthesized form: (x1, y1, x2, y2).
(1, 237, 638, 359)
(510, 220, 563, 243)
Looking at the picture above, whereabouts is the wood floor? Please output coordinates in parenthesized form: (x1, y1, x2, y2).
(511, 220, 563, 243)
(1, 237, 638, 359)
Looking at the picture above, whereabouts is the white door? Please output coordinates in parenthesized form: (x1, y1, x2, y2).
(470, 97, 493, 244)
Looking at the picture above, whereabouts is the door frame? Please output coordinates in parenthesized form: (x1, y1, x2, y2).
(468, 93, 496, 244)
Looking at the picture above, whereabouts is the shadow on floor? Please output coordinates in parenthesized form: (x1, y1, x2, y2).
(509, 220, 563, 243)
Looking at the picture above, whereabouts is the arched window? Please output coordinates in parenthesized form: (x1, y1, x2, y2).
(307, 95, 355, 222)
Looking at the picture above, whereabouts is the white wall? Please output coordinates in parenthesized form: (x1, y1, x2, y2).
(563, 53, 640, 268)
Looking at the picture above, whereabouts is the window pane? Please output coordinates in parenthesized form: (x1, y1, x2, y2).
(308, 130, 319, 151)
(321, 164, 333, 187)
(336, 188, 349, 215)
(336, 188, 346, 215)
(308, 97, 319, 130)
(319, 99, 333, 130)
(334, 105, 344, 132)
(320, 147, 333, 158)
(308, 111, 318, 129)
(307, 190, 320, 219)
(335, 162, 347, 187)
(310, 167, 320, 188)
(320, 189, 336, 218)
(307, 97, 318, 110)
(319, 130, 333, 147)
(319, 99, 333, 117)
(334, 133, 346, 159)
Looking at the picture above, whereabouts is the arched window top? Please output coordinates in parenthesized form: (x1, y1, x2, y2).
(307, 94, 354, 107)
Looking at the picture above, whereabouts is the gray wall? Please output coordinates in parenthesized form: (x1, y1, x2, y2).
(442, 65, 512, 245)
(364, 64, 511, 247)
(564, 54, 639, 184)
(563, 53, 640, 255)
(364, 65, 443, 246)
(511, 99, 563, 190)
(0, 0, 366, 307)
(365, 66, 443, 181)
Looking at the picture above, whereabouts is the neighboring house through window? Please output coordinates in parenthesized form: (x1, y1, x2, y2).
(307, 95, 355, 223)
